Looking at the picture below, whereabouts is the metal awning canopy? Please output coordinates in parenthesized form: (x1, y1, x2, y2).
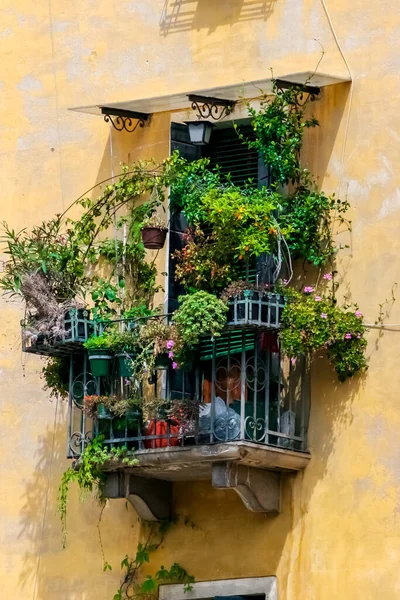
(69, 71, 350, 116)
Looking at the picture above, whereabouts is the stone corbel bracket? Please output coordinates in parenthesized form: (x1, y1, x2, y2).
(212, 462, 281, 513)
(103, 472, 172, 521)
(104, 463, 280, 520)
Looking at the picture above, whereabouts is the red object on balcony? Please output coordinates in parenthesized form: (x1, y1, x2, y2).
(260, 331, 279, 353)
(143, 418, 180, 449)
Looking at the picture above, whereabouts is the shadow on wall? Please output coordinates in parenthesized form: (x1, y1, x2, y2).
(160, 0, 278, 36)
(17, 400, 67, 596)
(16, 399, 127, 600)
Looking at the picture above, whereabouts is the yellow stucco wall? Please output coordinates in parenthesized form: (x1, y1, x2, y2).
(1, 0, 400, 598)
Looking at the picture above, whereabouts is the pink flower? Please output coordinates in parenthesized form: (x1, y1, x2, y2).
(323, 273, 332, 281)
(357, 334, 361, 339)
(166, 340, 175, 350)
(315, 296, 322, 302)
(172, 361, 178, 370)
(320, 313, 328, 319)
(168, 351, 174, 359)
(283, 279, 288, 286)
(345, 333, 352, 339)
(355, 310, 362, 318)
(291, 358, 297, 366)
(304, 286, 314, 293)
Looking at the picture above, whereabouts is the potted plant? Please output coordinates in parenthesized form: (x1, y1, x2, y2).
(141, 213, 168, 250)
(84, 395, 143, 424)
(171, 291, 229, 365)
(221, 281, 285, 328)
(84, 395, 112, 419)
(83, 334, 112, 377)
(108, 330, 140, 378)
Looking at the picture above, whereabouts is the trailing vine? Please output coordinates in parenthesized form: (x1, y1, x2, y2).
(112, 520, 195, 600)
(279, 279, 367, 381)
(236, 80, 319, 186)
(58, 436, 137, 548)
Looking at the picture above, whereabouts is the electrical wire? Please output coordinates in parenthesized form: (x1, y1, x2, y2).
(319, 3, 400, 334)
(320, 0, 354, 197)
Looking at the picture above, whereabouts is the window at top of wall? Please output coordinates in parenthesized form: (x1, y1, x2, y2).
(171, 120, 268, 188)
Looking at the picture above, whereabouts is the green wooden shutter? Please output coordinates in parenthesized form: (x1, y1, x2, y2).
(203, 124, 259, 186)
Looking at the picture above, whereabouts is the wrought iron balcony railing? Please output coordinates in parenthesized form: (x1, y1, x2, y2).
(227, 291, 285, 328)
(22, 308, 94, 356)
(67, 327, 310, 460)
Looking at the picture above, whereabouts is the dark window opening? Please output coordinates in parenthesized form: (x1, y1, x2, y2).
(214, 596, 265, 600)
(168, 121, 270, 313)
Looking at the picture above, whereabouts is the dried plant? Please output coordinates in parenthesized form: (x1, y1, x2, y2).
(21, 272, 83, 341)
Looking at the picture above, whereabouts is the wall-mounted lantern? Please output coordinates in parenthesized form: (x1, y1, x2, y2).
(184, 121, 214, 145)
(185, 94, 236, 145)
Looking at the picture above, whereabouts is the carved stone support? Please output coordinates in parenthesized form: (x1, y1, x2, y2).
(103, 472, 172, 521)
(212, 462, 281, 513)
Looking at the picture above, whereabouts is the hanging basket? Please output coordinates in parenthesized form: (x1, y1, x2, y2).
(88, 348, 112, 377)
(141, 227, 168, 250)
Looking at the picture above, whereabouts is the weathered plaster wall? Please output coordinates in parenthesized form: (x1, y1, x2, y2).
(1, 0, 400, 598)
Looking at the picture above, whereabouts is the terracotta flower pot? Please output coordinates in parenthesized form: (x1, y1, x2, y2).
(143, 418, 180, 449)
(141, 227, 168, 250)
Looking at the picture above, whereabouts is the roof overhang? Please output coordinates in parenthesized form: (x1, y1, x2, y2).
(69, 71, 350, 117)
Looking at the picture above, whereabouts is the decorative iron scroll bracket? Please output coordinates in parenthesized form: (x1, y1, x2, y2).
(274, 79, 321, 107)
(188, 94, 235, 121)
(100, 107, 149, 133)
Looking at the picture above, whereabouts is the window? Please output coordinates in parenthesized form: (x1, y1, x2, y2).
(159, 576, 278, 600)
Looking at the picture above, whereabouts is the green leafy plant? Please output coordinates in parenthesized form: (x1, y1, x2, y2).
(84, 395, 142, 418)
(107, 329, 141, 353)
(0, 218, 86, 301)
(279, 284, 367, 381)
(113, 521, 195, 600)
(172, 291, 228, 353)
(131, 319, 173, 380)
(96, 205, 162, 315)
(90, 278, 123, 320)
(277, 174, 351, 266)
(0, 152, 186, 331)
(58, 436, 137, 547)
(169, 155, 221, 224)
(41, 356, 70, 400)
(236, 80, 319, 186)
(201, 186, 281, 260)
(83, 333, 111, 350)
(173, 227, 236, 293)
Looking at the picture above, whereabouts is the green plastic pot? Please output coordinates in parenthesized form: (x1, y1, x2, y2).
(88, 348, 112, 377)
(116, 352, 136, 377)
(97, 403, 112, 419)
(113, 410, 142, 434)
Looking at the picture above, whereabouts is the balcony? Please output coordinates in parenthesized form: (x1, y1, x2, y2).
(58, 314, 310, 519)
